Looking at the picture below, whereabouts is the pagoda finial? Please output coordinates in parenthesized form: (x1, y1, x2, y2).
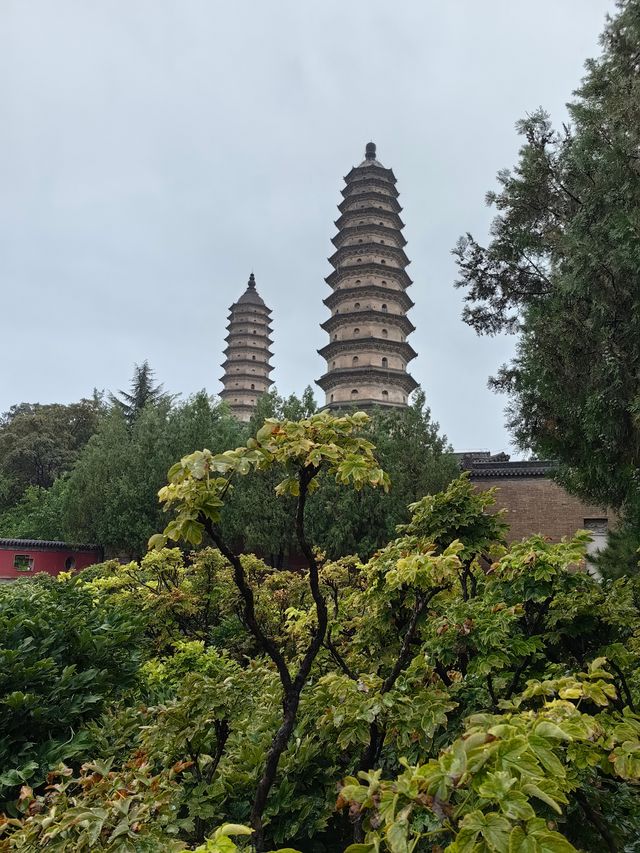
(365, 141, 376, 160)
(248, 272, 256, 289)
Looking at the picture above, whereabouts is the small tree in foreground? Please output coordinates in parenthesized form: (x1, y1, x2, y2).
(2, 437, 640, 851)
(149, 410, 389, 850)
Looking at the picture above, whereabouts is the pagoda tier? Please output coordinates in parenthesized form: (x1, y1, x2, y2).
(324, 263, 413, 289)
(321, 310, 415, 337)
(219, 273, 273, 422)
(316, 142, 418, 410)
(323, 285, 414, 314)
(334, 208, 405, 231)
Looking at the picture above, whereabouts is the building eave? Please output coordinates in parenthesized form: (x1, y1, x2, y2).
(344, 164, 396, 183)
(341, 177, 399, 199)
(323, 285, 414, 312)
(335, 208, 405, 231)
(465, 461, 557, 479)
(318, 336, 417, 362)
(331, 223, 407, 249)
(325, 263, 413, 289)
(0, 538, 102, 552)
(321, 310, 415, 335)
(338, 192, 402, 215)
(316, 366, 418, 393)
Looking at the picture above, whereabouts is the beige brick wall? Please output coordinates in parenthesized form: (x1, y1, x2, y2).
(471, 476, 614, 542)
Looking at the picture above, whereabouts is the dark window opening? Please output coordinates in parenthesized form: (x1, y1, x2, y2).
(14, 555, 33, 572)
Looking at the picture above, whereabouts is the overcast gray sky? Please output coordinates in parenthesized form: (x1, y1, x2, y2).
(1, 0, 615, 452)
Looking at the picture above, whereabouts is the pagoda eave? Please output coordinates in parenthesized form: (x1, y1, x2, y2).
(343, 165, 397, 183)
(220, 361, 274, 373)
(220, 373, 273, 384)
(318, 337, 417, 362)
(323, 285, 415, 313)
(324, 264, 413, 289)
(341, 180, 399, 200)
(224, 333, 273, 344)
(321, 310, 415, 335)
(335, 212, 405, 231)
(338, 194, 402, 215)
(327, 248, 411, 269)
(316, 367, 419, 394)
(331, 225, 407, 249)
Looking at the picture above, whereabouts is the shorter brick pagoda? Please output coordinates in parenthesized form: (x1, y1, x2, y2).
(219, 273, 273, 421)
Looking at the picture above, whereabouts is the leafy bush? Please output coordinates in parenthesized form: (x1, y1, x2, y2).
(1, 417, 639, 851)
(0, 575, 144, 809)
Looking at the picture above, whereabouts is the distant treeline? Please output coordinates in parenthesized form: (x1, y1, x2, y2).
(0, 363, 458, 561)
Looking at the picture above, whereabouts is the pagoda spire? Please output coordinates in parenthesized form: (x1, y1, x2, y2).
(316, 143, 418, 409)
(219, 273, 274, 422)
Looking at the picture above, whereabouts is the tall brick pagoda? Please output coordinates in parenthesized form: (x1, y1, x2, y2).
(317, 142, 418, 409)
(219, 273, 273, 421)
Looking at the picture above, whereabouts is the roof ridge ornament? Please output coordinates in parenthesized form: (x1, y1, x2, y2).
(248, 272, 256, 289)
(365, 141, 376, 160)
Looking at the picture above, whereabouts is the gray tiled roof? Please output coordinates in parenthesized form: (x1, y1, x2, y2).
(0, 539, 102, 551)
(461, 458, 556, 478)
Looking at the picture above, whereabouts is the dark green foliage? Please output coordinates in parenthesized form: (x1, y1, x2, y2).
(63, 393, 243, 557)
(595, 510, 640, 579)
(0, 398, 103, 515)
(218, 388, 457, 563)
(0, 574, 144, 809)
(307, 391, 459, 558)
(1, 468, 640, 850)
(454, 0, 640, 517)
(0, 479, 69, 540)
(0, 377, 455, 562)
(108, 361, 173, 423)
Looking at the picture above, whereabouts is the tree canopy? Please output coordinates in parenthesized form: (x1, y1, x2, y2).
(0, 378, 456, 563)
(109, 361, 173, 423)
(0, 398, 103, 513)
(454, 0, 640, 514)
(1, 418, 639, 851)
